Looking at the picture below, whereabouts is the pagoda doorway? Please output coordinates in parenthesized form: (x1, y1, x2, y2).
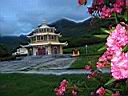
(51, 46, 60, 54)
(37, 47, 46, 55)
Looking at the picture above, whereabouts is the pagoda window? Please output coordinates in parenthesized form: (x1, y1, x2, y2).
(41, 36, 44, 40)
(50, 35, 55, 40)
(54, 36, 56, 40)
(55, 36, 57, 41)
(52, 36, 54, 40)
(44, 35, 47, 41)
(47, 28, 49, 32)
(42, 29, 44, 32)
(49, 35, 52, 40)
(44, 28, 46, 32)
(40, 36, 42, 40)
(37, 36, 40, 41)
(49, 35, 54, 40)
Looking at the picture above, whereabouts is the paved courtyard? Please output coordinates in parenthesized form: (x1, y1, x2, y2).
(0, 55, 110, 75)
(0, 55, 76, 73)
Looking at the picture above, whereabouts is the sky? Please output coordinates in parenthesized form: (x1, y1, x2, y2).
(0, 0, 92, 36)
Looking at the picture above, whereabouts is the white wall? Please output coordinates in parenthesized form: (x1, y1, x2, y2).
(16, 47, 28, 55)
(33, 47, 37, 55)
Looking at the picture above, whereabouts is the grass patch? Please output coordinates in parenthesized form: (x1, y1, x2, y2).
(64, 43, 105, 55)
(0, 74, 110, 96)
(65, 43, 104, 69)
(70, 55, 100, 69)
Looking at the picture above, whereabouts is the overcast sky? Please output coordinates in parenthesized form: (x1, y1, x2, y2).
(0, 0, 92, 36)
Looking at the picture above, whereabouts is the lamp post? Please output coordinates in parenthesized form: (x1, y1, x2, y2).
(85, 45, 88, 55)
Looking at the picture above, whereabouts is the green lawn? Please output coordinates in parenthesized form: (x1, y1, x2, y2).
(65, 43, 105, 69)
(70, 55, 100, 69)
(0, 74, 110, 96)
(64, 43, 105, 55)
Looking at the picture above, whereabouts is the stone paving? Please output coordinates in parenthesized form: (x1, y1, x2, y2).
(0, 55, 76, 73)
(0, 55, 110, 75)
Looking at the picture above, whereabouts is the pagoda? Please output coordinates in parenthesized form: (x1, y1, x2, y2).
(23, 22, 68, 56)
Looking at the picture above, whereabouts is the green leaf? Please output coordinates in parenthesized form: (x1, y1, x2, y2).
(105, 89, 113, 96)
(114, 13, 118, 24)
(93, 35, 108, 38)
(105, 78, 116, 86)
(106, 89, 113, 94)
(104, 0, 110, 6)
(101, 28, 110, 34)
(105, 93, 111, 96)
(122, 45, 128, 53)
(98, 46, 106, 52)
(124, 11, 128, 21)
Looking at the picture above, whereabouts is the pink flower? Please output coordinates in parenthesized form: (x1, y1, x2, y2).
(87, 74, 93, 79)
(114, 0, 124, 8)
(106, 24, 128, 51)
(111, 52, 128, 80)
(96, 87, 106, 96)
(112, 7, 122, 13)
(72, 90, 77, 96)
(97, 0, 104, 5)
(107, 24, 128, 80)
(60, 80, 68, 87)
(96, 23, 128, 69)
(91, 71, 97, 77)
(87, 71, 97, 79)
(96, 61, 109, 68)
(101, 6, 112, 19)
(96, 49, 114, 68)
(99, 55, 107, 61)
(84, 65, 93, 71)
(54, 80, 68, 96)
(111, 91, 121, 96)
(72, 85, 78, 96)
(126, 1, 128, 6)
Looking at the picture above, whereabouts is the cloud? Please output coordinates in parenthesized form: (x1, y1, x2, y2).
(0, 0, 92, 36)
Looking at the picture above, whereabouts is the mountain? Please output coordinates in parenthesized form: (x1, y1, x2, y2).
(0, 17, 106, 54)
(0, 35, 29, 53)
(50, 17, 103, 37)
(50, 17, 106, 47)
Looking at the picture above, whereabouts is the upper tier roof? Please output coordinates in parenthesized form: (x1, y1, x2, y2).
(28, 21, 57, 36)
(39, 24, 50, 29)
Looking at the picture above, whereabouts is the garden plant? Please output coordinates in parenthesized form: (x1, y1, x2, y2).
(54, 0, 128, 96)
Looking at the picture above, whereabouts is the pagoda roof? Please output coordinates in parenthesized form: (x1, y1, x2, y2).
(22, 42, 68, 47)
(27, 32, 61, 37)
(39, 24, 50, 29)
(28, 24, 57, 36)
